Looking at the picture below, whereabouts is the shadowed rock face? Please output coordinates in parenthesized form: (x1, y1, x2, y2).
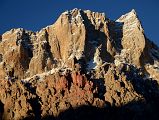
(0, 8, 159, 120)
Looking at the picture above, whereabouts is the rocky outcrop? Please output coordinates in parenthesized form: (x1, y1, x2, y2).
(0, 9, 158, 80)
(0, 80, 34, 119)
(0, 8, 159, 119)
(115, 9, 145, 66)
(0, 71, 102, 119)
(0, 65, 159, 119)
(104, 64, 144, 106)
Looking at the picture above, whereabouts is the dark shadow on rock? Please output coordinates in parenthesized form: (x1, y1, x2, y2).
(80, 10, 114, 63)
(65, 73, 73, 90)
(20, 64, 159, 120)
(24, 82, 42, 120)
(23, 115, 36, 120)
(0, 100, 4, 120)
(92, 78, 106, 100)
(2, 81, 159, 120)
(1, 64, 159, 120)
(108, 21, 124, 53)
(57, 105, 108, 120)
(28, 98, 41, 120)
(41, 116, 56, 120)
(122, 65, 159, 102)
(40, 99, 159, 120)
(49, 65, 159, 120)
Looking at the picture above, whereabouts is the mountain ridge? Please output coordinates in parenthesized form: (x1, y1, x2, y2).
(0, 8, 159, 120)
(1, 8, 158, 80)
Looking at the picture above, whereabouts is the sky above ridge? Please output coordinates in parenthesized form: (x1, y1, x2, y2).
(0, 0, 159, 45)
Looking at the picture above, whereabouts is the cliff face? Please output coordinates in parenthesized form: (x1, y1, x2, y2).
(0, 9, 159, 120)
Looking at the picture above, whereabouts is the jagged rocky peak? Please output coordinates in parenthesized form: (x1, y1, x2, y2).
(0, 8, 158, 81)
(116, 9, 144, 34)
(60, 8, 107, 25)
(0, 8, 159, 120)
(47, 8, 113, 70)
(116, 9, 137, 21)
(112, 9, 147, 67)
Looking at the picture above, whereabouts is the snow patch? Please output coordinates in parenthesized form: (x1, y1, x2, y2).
(115, 9, 143, 37)
(21, 66, 72, 82)
(87, 59, 96, 70)
(114, 49, 131, 66)
(116, 9, 137, 22)
(62, 10, 69, 15)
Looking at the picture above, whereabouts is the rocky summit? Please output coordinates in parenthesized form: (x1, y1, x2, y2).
(0, 8, 159, 120)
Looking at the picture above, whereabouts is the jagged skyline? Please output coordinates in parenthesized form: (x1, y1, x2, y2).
(0, 0, 159, 45)
(0, 8, 159, 120)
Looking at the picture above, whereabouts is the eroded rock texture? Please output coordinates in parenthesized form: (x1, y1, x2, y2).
(0, 8, 159, 120)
